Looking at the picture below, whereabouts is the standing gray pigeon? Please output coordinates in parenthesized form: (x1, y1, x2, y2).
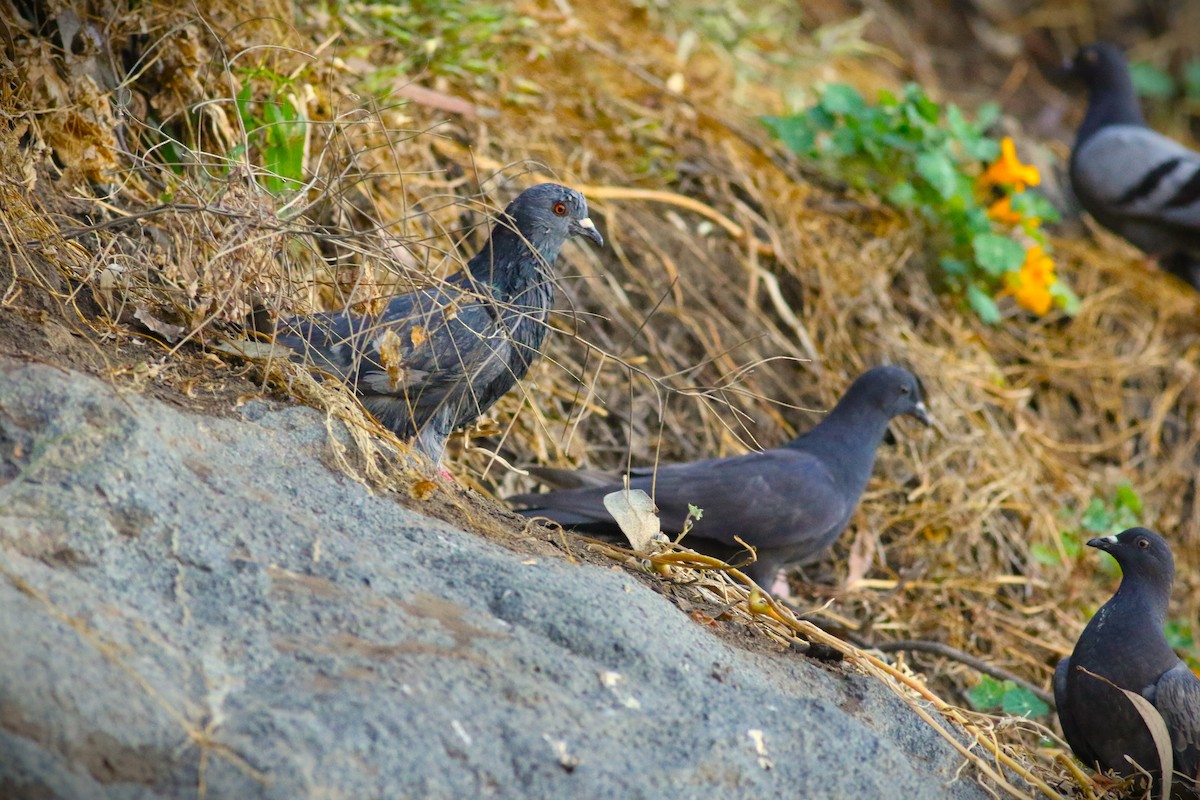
(1054, 528, 1200, 798)
(275, 183, 603, 465)
(1066, 42, 1200, 289)
(509, 366, 932, 594)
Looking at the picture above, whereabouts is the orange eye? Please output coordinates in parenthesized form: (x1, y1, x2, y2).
(553, 202, 567, 216)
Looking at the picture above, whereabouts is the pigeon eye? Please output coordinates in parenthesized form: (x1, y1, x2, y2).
(899, 385, 911, 395)
(553, 202, 568, 217)
(1137, 537, 1150, 549)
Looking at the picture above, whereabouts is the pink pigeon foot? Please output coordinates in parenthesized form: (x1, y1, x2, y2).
(767, 572, 793, 600)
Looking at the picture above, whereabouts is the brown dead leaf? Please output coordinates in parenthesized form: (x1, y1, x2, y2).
(846, 526, 875, 587)
(376, 328, 407, 390)
(409, 480, 438, 500)
(133, 305, 186, 343)
(410, 325, 427, 347)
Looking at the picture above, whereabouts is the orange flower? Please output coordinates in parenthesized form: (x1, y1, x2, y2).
(980, 137, 1041, 192)
(987, 196, 1023, 225)
(1021, 245, 1055, 284)
(1010, 281, 1053, 315)
(1002, 246, 1057, 315)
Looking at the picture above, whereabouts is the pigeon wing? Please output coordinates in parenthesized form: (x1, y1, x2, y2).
(1152, 662, 1200, 790)
(277, 287, 514, 437)
(1053, 657, 1102, 770)
(514, 450, 850, 555)
(644, 449, 849, 551)
(1074, 126, 1200, 238)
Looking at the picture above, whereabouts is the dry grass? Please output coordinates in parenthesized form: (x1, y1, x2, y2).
(4, 0, 1200, 797)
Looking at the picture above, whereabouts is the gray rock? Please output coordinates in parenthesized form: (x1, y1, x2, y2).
(0, 357, 996, 800)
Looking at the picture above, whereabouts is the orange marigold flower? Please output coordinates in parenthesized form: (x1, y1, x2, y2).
(1002, 245, 1057, 315)
(987, 196, 1023, 225)
(1012, 282, 1053, 315)
(980, 137, 1041, 192)
(1021, 245, 1055, 285)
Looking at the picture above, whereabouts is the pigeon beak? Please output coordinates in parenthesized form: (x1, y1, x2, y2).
(571, 217, 604, 247)
(909, 400, 935, 427)
(1087, 535, 1119, 552)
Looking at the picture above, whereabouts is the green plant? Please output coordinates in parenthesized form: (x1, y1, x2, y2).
(1131, 57, 1200, 104)
(966, 675, 1049, 718)
(334, 0, 536, 86)
(232, 73, 308, 195)
(1033, 483, 1142, 577)
(762, 83, 1077, 323)
(1130, 61, 1176, 100)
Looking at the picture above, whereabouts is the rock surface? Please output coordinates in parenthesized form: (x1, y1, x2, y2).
(0, 357, 993, 800)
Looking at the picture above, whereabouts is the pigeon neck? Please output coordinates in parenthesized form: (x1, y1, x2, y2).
(467, 223, 560, 301)
(791, 394, 893, 478)
(1110, 570, 1172, 625)
(1077, 75, 1145, 146)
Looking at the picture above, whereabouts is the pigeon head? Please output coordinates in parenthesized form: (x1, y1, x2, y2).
(502, 183, 603, 252)
(468, 183, 603, 294)
(1088, 527, 1175, 590)
(1067, 42, 1130, 88)
(847, 366, 933, 426)
(1066, 42, 1144, 137)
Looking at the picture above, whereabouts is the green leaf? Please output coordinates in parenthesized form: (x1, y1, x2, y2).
(975, 102, 1001, 129)
(820, 83, 865, 115)
(916, 151, 958, 199)
(886, 180, 917, 207)
(1080, 498, 1113, 533)
(1060, 531, 1082, 560)
(1030, 542, 1062, 566)
(1114, 482, 1143, 515)
(963, 136, 1000, 162)
(829, 126, 859, 158)
(1049, 280, 1080, 315)
(939, 257, 968, 277)
(969, 677, 1050, 718)
(1130, 62, 1176, 99)
(972, 234, 1025, 276)
(687, 504, 704, 520)
(966, 676, 1006, 710)
(1009, 191, 1062, 224)
(967, 284, 1001, 325)
(1165, 620, 1194, 650)
(1000, 685, 1050, 718)
(1184, 60, 1200, 100)
(762, 115, 816, 155)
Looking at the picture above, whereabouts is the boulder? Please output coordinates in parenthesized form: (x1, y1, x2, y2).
(0, 357, 992, 799)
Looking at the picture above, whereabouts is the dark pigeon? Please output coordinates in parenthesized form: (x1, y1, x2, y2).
(510, 366, 932, 594)
(1066, 42, 1200, 289)
(275, 183, 603, 464)
(1054, 528, 1200, 798)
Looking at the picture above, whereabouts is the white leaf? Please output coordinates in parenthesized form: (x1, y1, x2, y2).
(133, 306, 186, 343)
(1117, 687, 1174, 800)
(602, 487, 660, 552)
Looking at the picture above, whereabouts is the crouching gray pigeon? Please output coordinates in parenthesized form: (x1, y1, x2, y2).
(1066, 42, 1200, 289)
(509, 366, 932, 594)
(1054, 528, 1200, 798)
(274, 183, 603, 465)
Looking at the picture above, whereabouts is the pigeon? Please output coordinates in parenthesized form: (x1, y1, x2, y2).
(1054, 528, 1200, 798)
(510, 366, 932, 593)
(1066, 42, 1200, 289)
(274, 183, 603, 464)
